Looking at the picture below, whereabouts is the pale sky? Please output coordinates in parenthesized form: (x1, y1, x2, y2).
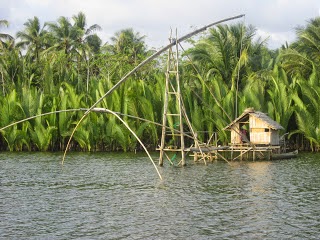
(1, 0, 320, 49)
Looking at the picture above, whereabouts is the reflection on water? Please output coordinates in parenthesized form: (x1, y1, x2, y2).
(247, 161, 272, 193)
(1, 152, 320, 239)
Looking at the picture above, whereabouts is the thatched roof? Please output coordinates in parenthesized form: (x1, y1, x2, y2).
(224, 108, 284, 130)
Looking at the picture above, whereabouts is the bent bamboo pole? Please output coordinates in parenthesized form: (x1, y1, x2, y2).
(84, 14, 245, 116)
(0, 108, 163, 179)
(0, 109, 79, 131)
(90, 108, 163, 180)
(0, 108, 197, 142)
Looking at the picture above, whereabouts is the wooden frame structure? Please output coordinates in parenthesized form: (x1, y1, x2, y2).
(157, 30, 207, 166)
(158, 31, 186, 166)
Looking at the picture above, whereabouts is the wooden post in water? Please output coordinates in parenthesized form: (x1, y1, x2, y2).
(194, 132, 199, 162)
(175, 32, 186, 166)
(159, 50, 171, 166)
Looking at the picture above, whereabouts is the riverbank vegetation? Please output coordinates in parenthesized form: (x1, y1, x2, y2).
(0, 13, 319, 152)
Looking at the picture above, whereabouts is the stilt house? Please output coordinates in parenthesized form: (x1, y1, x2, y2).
(224, 108, 284, 145)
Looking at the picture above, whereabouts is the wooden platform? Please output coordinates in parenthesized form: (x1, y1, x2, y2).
(188, 144, 283, 162)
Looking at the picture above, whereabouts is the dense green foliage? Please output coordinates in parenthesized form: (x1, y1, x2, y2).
(1, 13, 320, 151)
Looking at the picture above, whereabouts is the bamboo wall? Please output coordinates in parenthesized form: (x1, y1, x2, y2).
(231, 123, 241, 144)
(230, 115, 280, 145)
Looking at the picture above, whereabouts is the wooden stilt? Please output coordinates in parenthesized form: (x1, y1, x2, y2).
(194, 134, 199, 162)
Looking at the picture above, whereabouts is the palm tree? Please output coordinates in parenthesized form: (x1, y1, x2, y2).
(110, 28, 148, 65)
(0, 89, 27, 151)
(126, 79, 158, 148)
(16, 16, 48, 62)
(0, 19, 13, 48)
(46, 16, 76, 56)
(279, 17, 320, 149)
(72, 11, 101, 49)
(295, 17, 320, 66)
(46, 13, 102, 92)
(281, 17, 320, 78)
(186, 23, 254, 91)
(291, 70, 320, 151)
(0, 40, 24, 93)
(185, 23, 266, 120)
(86, 34, 102, 54)
(72, 12, 102, 92)
(266, 65, 295, 131)
(29, 122, 57, 151)
(0, 20, 15, 95)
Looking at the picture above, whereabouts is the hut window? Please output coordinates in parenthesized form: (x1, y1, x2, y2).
(264, 128, 270, 132)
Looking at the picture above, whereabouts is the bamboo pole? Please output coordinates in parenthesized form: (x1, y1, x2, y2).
(0, 107, 164, 179)
(181, 96, 207, 165)
(0, 109, 80, 131)
(0, 107, 201, 146)
(194, 133, 199, 162)
(233, 147, 253, 161)
(84, 14, 245, 116)
(159, 32, 172, 166)
(174, 31, 186, 166)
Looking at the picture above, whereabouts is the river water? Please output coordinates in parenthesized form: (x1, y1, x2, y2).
(1, 152, 320, 239)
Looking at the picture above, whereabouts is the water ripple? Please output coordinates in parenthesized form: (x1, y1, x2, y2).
(1, 152, 320, 239)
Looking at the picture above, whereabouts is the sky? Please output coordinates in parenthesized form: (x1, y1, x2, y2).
(1, 0, 320, 50)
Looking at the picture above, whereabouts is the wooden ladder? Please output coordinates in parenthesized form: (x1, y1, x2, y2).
(158, 30, 186, 166)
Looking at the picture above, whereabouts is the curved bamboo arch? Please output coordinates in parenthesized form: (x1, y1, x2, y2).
(0, 108, 193, 140)
(0, 108, 163, 179)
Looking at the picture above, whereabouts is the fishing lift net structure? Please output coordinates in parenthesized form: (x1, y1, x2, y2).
(0, 15, 245, 178)
(158, 30, 206, 166)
